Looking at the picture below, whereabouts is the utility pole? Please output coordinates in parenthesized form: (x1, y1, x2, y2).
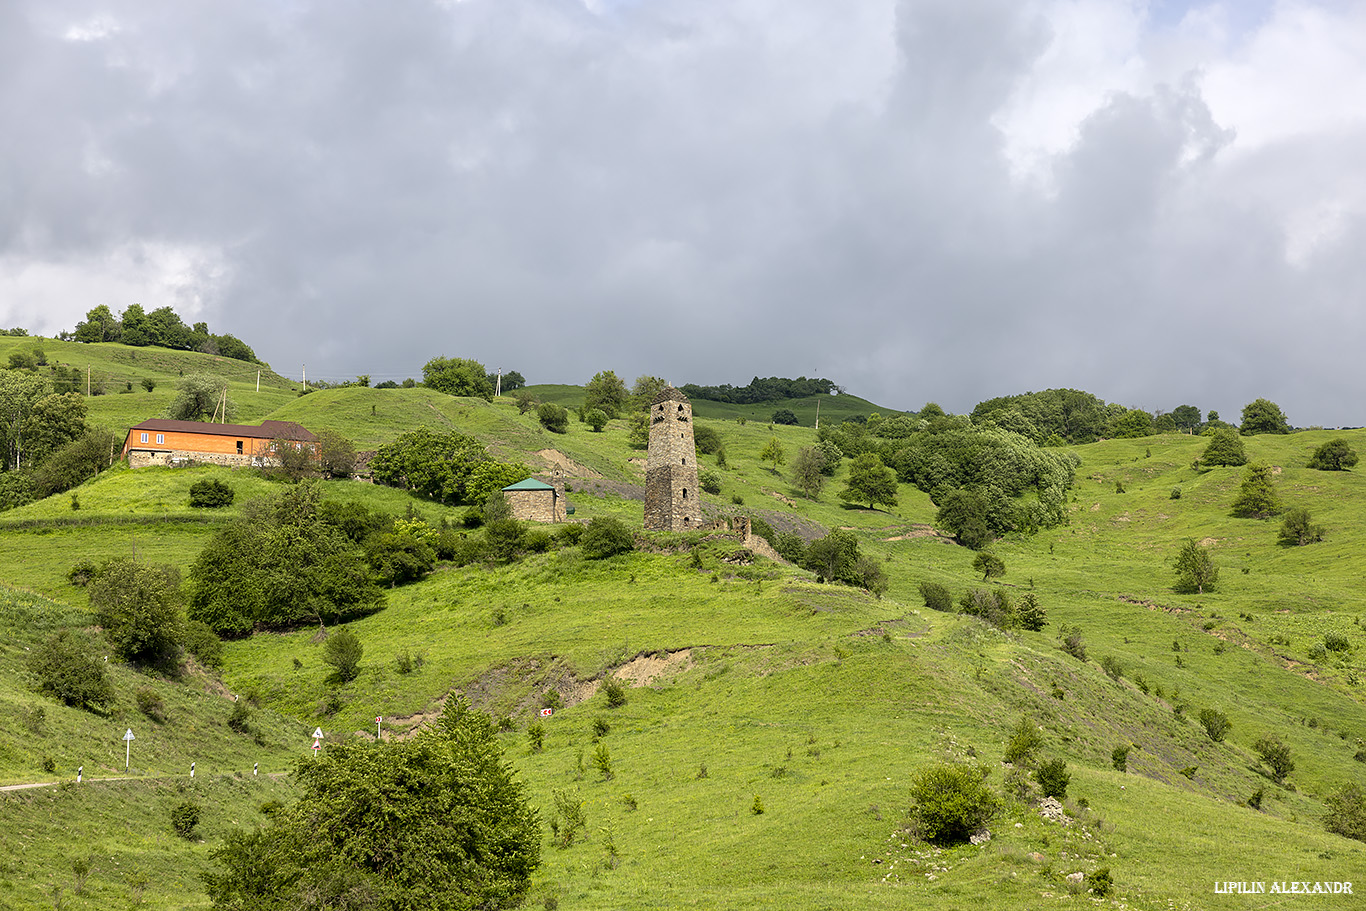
(256, 370, 260, 393)
(86, 365, 91, 396)
(496, 368, 502, 398)
(302, 364, 307, 392)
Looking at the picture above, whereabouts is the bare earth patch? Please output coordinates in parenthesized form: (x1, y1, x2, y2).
(537, 448, 602, 478)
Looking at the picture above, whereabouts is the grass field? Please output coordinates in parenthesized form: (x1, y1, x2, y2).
(3, 367, 1366, 908)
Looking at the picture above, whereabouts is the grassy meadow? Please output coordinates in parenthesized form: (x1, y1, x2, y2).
(2, 351, 1366, 908)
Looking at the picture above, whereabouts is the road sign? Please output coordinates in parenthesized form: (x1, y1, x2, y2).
(539, 708, 553, 717)
(376, 716, 382, 740)
(123, 728, 135, 770)
(312, 727, 324, 739)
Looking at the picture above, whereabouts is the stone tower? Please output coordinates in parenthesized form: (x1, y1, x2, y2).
(644, 386, 703, 531)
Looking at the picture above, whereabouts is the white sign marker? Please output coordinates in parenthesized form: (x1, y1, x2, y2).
(123, 729, 135, 770)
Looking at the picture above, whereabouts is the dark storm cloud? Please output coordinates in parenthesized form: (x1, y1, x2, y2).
(2, 0, 1364, 426)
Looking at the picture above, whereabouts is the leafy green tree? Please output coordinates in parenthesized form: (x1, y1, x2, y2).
(918, 581, 953, 612)
(840, 452, 898, 509)
(1279, 507, 1324, 546)
(935, 489, 992, 549)
(1170, 405, 1202, 432)
(907, 763, 999, 846)
(146, 306, 194, 349)
(583, 370, 629, 418)
(316, 430, 357, 479)
(1003, 718, 1042, 766)
(1240, 398, 1290, 435)
(0, 370, 48, 470)
(581, 517, 634, 559)
(771, 408, 798, 425)
(119, 303, 152, 346)
(1323, 783, 1366, 843)
(1017, 592, 1047, 631)
(365, 525, 437, 585)
(1174, 538, 1218, 594)
(803, 530, 860, 584)
(422, 356, 495, 400)
(23, 393, 87, 465)
(27, 630, 115, 713)
(499, 370, 526, 392)
(537, 403, 569, 434)
(1034, 758, 1070, 799)
(692, 423, 723, 455)
(72, 305, 121, 343)
(204, 699, 540, 910)
(1253, 734, 1294, 783)
(1109, 408, 1154, 439)
(322, 627, 363, 683)
(1230, 462, 1282, 518)
(464, 460, 531, 506)
(629, 375, 670, 411)
(584, 408, 609, 432)
(483, 518, 526, 564)
(759, 437, 786, 469)
(791, 446, 826, 498)
(30, 428, 119, 499)
(165, 374, 236, 422)
(89, 560, 185, 668)
(370, 428, 492, 504)
(1307, 439, 1358, 471)
(1198, 708, 1231, 742)
(972, 550, 1005, 581)
(1198, 428, 1247, 467)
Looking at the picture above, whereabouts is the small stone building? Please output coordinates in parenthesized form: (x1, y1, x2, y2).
(644, 386, 703, 531)
(121, 418, 318, 469)
(502, 467, 567, 523)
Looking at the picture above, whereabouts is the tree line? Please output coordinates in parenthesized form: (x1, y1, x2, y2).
(62, 305, 258, 362)
(679, 375, 838, 405)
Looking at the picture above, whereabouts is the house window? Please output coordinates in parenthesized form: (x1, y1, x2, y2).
(236, 441, 243, 454)
(140, 432, 148, 443)
(155, 434, 164, 445)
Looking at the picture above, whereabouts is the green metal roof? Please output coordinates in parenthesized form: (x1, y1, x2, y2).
(502, 477, 555, 491)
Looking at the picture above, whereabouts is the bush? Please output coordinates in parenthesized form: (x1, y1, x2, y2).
(527, 723, 545, 753)
(1198, 708, 1231, 742)
(1173, 538, 1218, 594)
(1111, 745, 1130, 773)
(972, 550, 1005, 581)
(1279, 507, 1325, 546)
(1324, 631, 1351, 653)
(1230, 462, 1281, 518)
(1307, 438, 1358, 471)
(88, 559, 185, 668)
(1253, 734, 1294, 783)
(537, 403, 569, 434)
(693, 424, 722, 455)
(27, 630, 115, 713)
(171, 801, 201, 839)
(136, 688, 168, 723)
(1100, 655, 1124, 681)
(1017, 593, 1047, 631)
(1085, 867, 1113, 897)
(182, 620, 224, 669)
(188, 478, 234, 508)
(771, 409, 798, 425)
(1058, 625, 1086, 661)
(601, 676, 628, 708)
(907, 763, 999, 846)
(322, 627, 363, 683)
(584, 409, 608, 432)
(1323, 783, 1366, 842)
(699, 469, 722, 495)
(581, 517, 634, 559)
(228, 700, 251, 734)
(1002, 718, 1042, 766)
(1034, 758, 1070, 799)
(1199, 428, 1247, 467)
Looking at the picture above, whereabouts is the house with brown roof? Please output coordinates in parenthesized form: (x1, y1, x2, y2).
(121, 419, 318, 469)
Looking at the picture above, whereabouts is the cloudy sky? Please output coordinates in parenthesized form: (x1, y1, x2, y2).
(3, 0, 1364, 425)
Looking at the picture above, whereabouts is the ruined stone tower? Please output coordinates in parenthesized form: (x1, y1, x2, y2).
(644, 386, 703, 531)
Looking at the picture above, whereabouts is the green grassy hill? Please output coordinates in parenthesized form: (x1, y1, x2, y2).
(3, 360, 1366, 908)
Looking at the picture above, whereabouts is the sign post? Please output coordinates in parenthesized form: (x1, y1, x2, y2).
(376, 716, 382, 740)
(123, 729, 135, 771)
(312, 727, 323, 757)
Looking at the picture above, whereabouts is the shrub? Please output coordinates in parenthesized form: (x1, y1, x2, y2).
(1173, 538, 1218, 594)
(1198, 708, 1231, 742)
(693, 424, 722, 454)
(89, 559, 185, 668)
(601, 676, 628, 708)
(1170, 487, 1182, 500)
(67, 559, 100, 587)
(592, 744, 614, 780)
(1085, 867, 1113, 897)
(1199, 428, 1247, 467)
(171, 801, 201, 839)
(1058, 625, 1086, 661)
(581, 517, 634, 559)
(322, 627, 363, 683)
(1002, 718, 1042, 766)
(27, 630, 114, 713)
(228, 700, 251, 734)
(1034, 758, 1070, 799)
(537, 403, 569, 434)
(1111, 745, 1130, 773)
(1307, 438, 1358, 471)
(699, 469, 722, 495)
(182, 620, 224, 669)
(1253, 734, 1294, 782)
(584, 409, 608, 432)
(1230, 462, 1281, 518)
(972, 550, 1005, 581)
(591, 717, 610, 740)
(1100, 655, 1124, 681)
(136, 688, 167, 723)
(771, 409, 798, 425)
(527, 723, 545, 753)
(1323, 783, 1366, 842)
(1324, 631, 1351, 653)
(188, 478, 234, 508)
(1279, 507, 1325, 546)
(557, 523, 585, 546)
(907, 763, 999, 845)
(1017, 593, 1047, 631)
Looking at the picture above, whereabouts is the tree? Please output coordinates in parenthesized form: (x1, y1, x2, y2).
(583, 370, 629, 418)
(89, 560, 185, 668)
(771, 408, 798, 425)
(500, 370, 526, 392)
(1017, 592, 1047, 631)
(584, 408, 609, 432)
(1230, 463, 1282, 518)
(370, 428, 492, 504)
(1253, 734, 1294, 783)
(1198, 708, 1231, 742)
(322, 627, 363, 683)
(537, 403, 569, 434)
(120, 303, 152, 346)
(907, 763, 999, 846)
(581, 517, 634, 559)
(24, 393, 87, 465)
(1240, 398, 1290, 435)
(693, 424, 723, 455)
(204, 699, 540, 910)
(0, 370, 48, 470)
(464, 460, 531, 506)
(27, 630, 115, 713)
(972, 550, 1005, 582)
(1279, 507, 1325, 546)
(759, 437, 786, 469)
(1170, 404, 1202, 433)
(189, 479, 235, 508)
(72, 305, 121, 343)
(422, 356, 495, 400)
(935, 489, 992, 550)
(791, 446, 826, 498)
(316, 430, 357, 479)
(1110, 408, 1153, 439)
(629, 375, 670, 412)
(165, 374, 236, 422)
(804, 530, 860, 584)
(1323, 783, 1366, 843)
(839, 452, 897, 510)
(1174, 538, 1218, 594)
(1199, 428, 1247, 467)
(1034, 758, 1070, 799)
(1308, 439, 1358, 471)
